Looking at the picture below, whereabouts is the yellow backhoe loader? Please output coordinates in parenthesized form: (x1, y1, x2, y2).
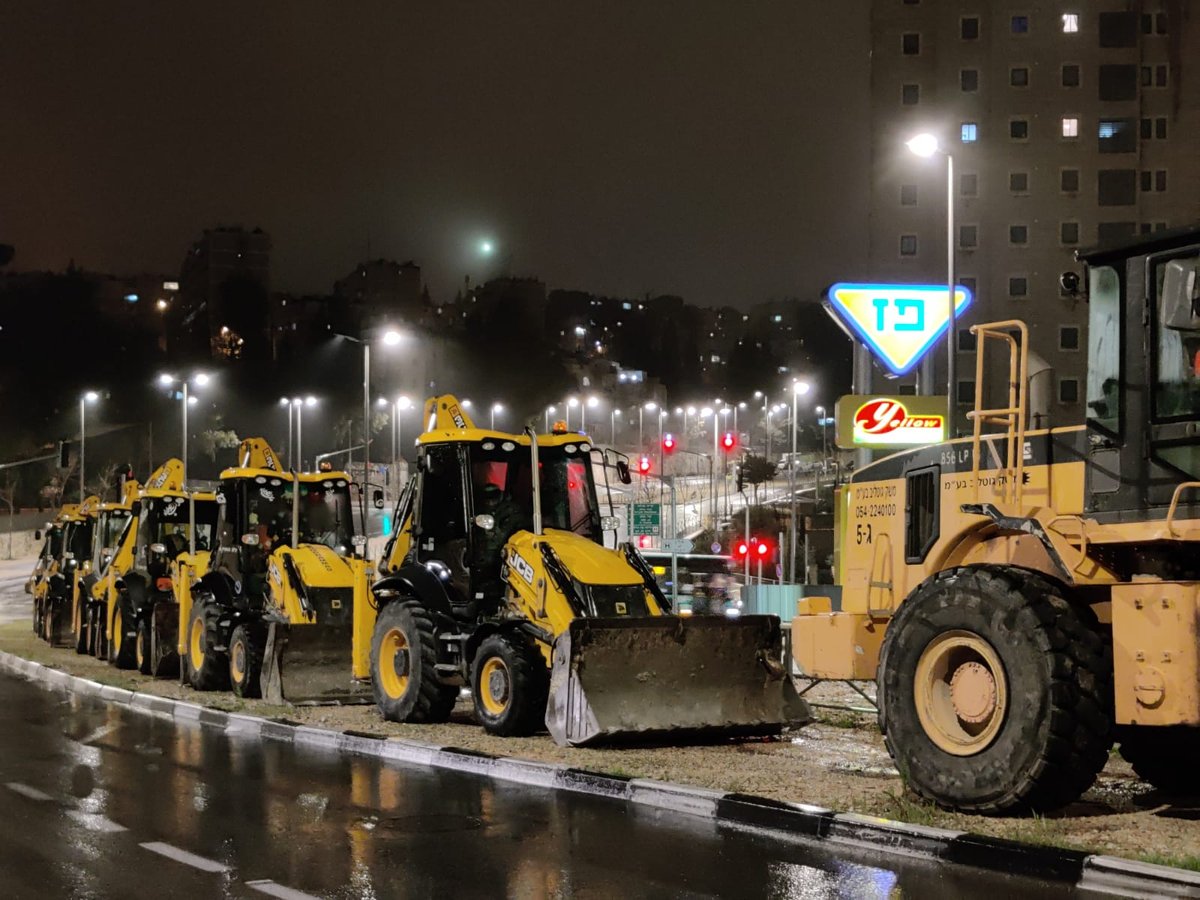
(794, 225, 1200, 813)
(34, 501, 97, 646)
(72, 472, 137, 656)
(179, 439, 373, 702)
(92, 460, 219, 673)
(370, 396, 807, 746)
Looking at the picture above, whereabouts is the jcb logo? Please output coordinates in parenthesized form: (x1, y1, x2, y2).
(509, 551, 535, 585)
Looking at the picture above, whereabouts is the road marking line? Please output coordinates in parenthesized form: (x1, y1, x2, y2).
(139, 842, 230, 873)
(67, 809, 127, 833)
(77, 724, 117, 745)
(6, 782, 54, 801)
(245, 879, 322, 899)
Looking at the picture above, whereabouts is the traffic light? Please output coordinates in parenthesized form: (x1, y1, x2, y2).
(662, 433, 676, 453)
(721, 432, 737, 452)
(753, 538, 774, 562)
(637, 455, 652, 475)
(736, 463, 745, 493)
(637, 534, 653, 549)
(732, 539, 750, 560)
(57, 441, 70, 469)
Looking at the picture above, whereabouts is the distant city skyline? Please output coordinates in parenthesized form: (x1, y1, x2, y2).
(1, 2, 871, 309)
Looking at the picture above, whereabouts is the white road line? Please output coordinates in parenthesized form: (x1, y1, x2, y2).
(76, 724, 117, 746)
(66, 809, 127, 833)
(245, 879, 322, 899)
(6, 782, 54, 801)
(139, 842, 230, 873)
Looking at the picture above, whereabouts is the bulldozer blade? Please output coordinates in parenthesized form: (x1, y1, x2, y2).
(259, 622, 372, 705)
(545, 614, 809, 747)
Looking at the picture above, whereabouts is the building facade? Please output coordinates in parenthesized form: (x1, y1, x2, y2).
(869, 1, 1199, 418)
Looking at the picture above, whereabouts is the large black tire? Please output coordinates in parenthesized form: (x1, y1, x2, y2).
(185, 598, 230, 691)
(1118, 726, 1200, 796)
(877, 565, 1112, 814)
(108, 594, 138, 670)
(136, 619, 153, 675)
(229, 624, 264, 699)
(370, 601, 457, 723)
(471, 631, 549, 737)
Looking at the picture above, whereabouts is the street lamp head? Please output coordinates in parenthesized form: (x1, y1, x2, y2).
(193, 372, 210, 387)
(738, 401, 747, 409)
(792, 380, 811, 396)
(461, 399, 473, 408)
(753, 390, 763, 399)
(377, 397, 389, 408)
(397, 395, 412, 409)
(382, 329, 403, 346)
(686, 405, 696, 416)
(187, 396, 199, 406)
(304, 396, 317, 407)
(492, 402, 504, 413)
(158, 373, 175, 387)
(279, 397, 290, 406)
(906, 132, 941, 158)
(480, 239, 495, 256)
(547, 405, 557, 414)
(586, 396, 599, 408)
(613, 409, 622, 418)
(567, 397, 579, 408)
(700, 406, 713, 417)
(816, 405, 826, 415)
(643, 401, 657, 411)
(156, 298, 168, 311)
(83, 391, 99, 403)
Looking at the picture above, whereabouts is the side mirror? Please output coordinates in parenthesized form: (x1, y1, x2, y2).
(34, 530, 42, 541)
(1161, 259, 1200, 331)
(150, 542, 167, 555)
(474, 514, 495, 531)
(241, 533, 260, 547)
(616, 460, 632, 485)
(372, 489, 385, 510)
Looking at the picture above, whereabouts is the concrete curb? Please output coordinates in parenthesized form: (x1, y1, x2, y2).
(3, 650, 1199, 898)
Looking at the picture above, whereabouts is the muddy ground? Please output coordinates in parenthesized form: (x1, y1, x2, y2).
(2, 620, 1199, 870)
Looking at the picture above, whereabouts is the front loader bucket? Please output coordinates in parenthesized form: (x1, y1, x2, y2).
(545, 614, 809, 747)
(260, 622, 372, 705)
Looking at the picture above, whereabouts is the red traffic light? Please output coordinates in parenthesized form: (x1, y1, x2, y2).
(754, 539, 773, 558)
(732, 539, 750, 559)
(721, 432, 737, 452)
(637, 455, 652, 475)
(662, 433, 676, 453)
(637, 534, 652, 549)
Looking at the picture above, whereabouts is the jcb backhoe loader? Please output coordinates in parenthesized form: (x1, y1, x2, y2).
(370, 396, 807, 746)
(71, 472, 137, 656)
(29, 502, 87, 645)
(180, 439, 373, 702)
(92, 459, 219, 673)
(795, 225, 1200, 813)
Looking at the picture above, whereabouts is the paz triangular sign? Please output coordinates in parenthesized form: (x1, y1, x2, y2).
(826, 283, 973, 375)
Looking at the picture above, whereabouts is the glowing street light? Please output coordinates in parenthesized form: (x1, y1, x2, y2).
(490, 402, 504, 430)
(158, 373, 210, 485)
(905, 132, 940, 157)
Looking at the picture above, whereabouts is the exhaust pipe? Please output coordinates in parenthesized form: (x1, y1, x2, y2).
(524, 426, 543, 536)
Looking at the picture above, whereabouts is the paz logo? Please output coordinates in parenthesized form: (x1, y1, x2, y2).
(853, 399, 944, 446)
(827, 283, 973, 375)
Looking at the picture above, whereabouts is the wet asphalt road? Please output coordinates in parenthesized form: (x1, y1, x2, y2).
(0, 672, 1098, 899)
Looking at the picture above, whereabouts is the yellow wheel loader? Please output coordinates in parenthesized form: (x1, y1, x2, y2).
(179, 439, 373, 703)
(29, 503, 86, 646)
(71, 472, 137, 657)
(92, 460, 219, 674)
(370, 396, 807, 746)
(794, 226, 1200, 813)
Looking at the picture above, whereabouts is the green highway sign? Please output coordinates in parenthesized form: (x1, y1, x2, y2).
(629, 502, 662, 536)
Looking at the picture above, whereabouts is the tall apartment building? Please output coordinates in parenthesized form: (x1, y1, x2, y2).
(868, 1, 1199, 418)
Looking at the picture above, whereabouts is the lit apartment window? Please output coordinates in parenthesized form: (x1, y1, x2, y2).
(901, 83, 920, 105)
(1010, 67, 1029, 87)
(1011, 15, 1029, 34)
(900, 234, 918, 256)
(961, 16, 980, 40)
(1062, 64, 1080, 87)
(1010, 119, 1029, 140)
(1060, 326, 1080, 350)
(902, 33, 920, 54)
(1061, 169, 1080, 192)
(900, 183, 918, 206)
(1062, 14, 1079, 33)
(1009, 276, 1028, 297)
(959, 225, 978, 249)
(1009, 172, 1029, 193)
(1059, 378, 1080, 404)
(1061, 222, 1080, 244)
(1010, 224, 1029, 245)
(961, 69, 979, 92)
(960, 173, 978, 196)
(1062, 117, 1079, 138)
(961, 122, 978, 142)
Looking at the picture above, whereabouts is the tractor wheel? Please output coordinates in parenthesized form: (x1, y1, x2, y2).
(471, 631, 549, 737)
(370, 601, 457, 723)
(136, 619, 152, 675)
(74, 597, 90, 655)
(150, 605, 180, 678)
(108, 595, 138, 670)
(877, 565, 1112, 814)
(1118, 727, 1200, 796)
(185, 598, 229, 691)
(229, 624, 264, 699)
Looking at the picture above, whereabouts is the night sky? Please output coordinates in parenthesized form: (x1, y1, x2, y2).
(2, 2, 869, 308)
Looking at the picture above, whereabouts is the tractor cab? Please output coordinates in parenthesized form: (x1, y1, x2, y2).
(134, 492, 219, 578)
(1081, 226, 1200, 515)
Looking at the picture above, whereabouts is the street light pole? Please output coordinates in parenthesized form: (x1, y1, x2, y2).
(182, 381, 189, 486)
(79, 396, 87, 503)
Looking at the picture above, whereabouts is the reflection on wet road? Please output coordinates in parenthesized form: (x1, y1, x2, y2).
(0, 672, 1094, 898)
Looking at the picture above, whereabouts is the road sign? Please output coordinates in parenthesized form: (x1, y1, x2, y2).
(710, 541, 722, 554)
(834, 395, 947, 449)
(629, 502, 662, 536)
(826, 282, 973, 375)
(661, 538, 693, 553)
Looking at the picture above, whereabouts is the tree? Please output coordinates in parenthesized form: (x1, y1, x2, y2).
(741, 454, 777, 504)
